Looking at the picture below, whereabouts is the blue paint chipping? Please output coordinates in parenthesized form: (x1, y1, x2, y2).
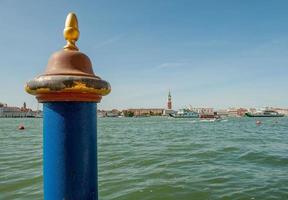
(43, 102, 97, 200)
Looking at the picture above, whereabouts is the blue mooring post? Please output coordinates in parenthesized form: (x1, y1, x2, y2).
(43, 103, 97, 199)
(25, 13, 111, 200)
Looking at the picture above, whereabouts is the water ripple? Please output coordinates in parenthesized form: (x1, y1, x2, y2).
(1, 117, 288, 199)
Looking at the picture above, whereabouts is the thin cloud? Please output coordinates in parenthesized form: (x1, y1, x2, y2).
(95, 34, 124, 49)
(155, 62, 187, 70)
(183, 39, 230, 47)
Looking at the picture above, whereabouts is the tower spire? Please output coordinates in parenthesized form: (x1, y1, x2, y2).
(167, 90, 172, 110)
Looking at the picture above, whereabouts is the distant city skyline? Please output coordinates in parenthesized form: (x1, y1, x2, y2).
(0, 1, 288, 110)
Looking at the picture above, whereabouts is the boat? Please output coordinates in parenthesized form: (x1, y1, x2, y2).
(200, 112, 221, 121)
(245, 110, 284, 117)
(200, 118, 221, 122)
(169, 109, 199, 118)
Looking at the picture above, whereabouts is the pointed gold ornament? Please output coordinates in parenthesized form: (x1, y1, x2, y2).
(63, 13, 80, 51)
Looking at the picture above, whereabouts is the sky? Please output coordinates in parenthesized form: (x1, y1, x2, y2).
(0, 0, 287, 110)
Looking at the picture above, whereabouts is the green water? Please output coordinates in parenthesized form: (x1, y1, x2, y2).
(0, 117, 288, 200)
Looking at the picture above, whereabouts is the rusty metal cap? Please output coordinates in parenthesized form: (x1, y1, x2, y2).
(25, 13, 111, 103)
(44, 50, 96, 77)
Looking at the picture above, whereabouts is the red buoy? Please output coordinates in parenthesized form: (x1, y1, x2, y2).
(18, 125, 25, 130)
(256, 120, 261, 125)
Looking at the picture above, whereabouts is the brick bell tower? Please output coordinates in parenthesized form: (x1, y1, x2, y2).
(167, 90, 172, 110)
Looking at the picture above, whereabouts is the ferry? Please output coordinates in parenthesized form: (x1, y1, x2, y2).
(169, 109, 199, 118)
(245, 110, 284, 117)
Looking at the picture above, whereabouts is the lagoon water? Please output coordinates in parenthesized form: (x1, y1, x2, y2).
(0, 117, 288, 200)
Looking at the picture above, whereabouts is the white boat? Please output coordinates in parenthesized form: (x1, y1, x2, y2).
(169, 109, 199, 118)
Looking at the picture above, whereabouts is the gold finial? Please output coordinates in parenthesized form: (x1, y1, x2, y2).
(63, 13, 80, 51)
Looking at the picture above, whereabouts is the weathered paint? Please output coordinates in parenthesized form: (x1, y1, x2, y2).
(25, 75, 111, 102)
(25, 76, 111, 95)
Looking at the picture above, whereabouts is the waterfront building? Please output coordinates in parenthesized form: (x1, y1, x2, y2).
(163, 109, 175, 116)
(227, 107, 238, 116)
(217, 107, 248, 117)
(126, 108, 164, 116)
(226, 107, 248, 117)
(97, 110, 105, 118)
(216, 109, 229, 117)
(266, 107, 288, 116)
(97, 109, 121, 117)
(189, 107, 214, 114)
(0, 102, 41, 118)
(237, 108, 248, 116)
(248, 108, 257, 113)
